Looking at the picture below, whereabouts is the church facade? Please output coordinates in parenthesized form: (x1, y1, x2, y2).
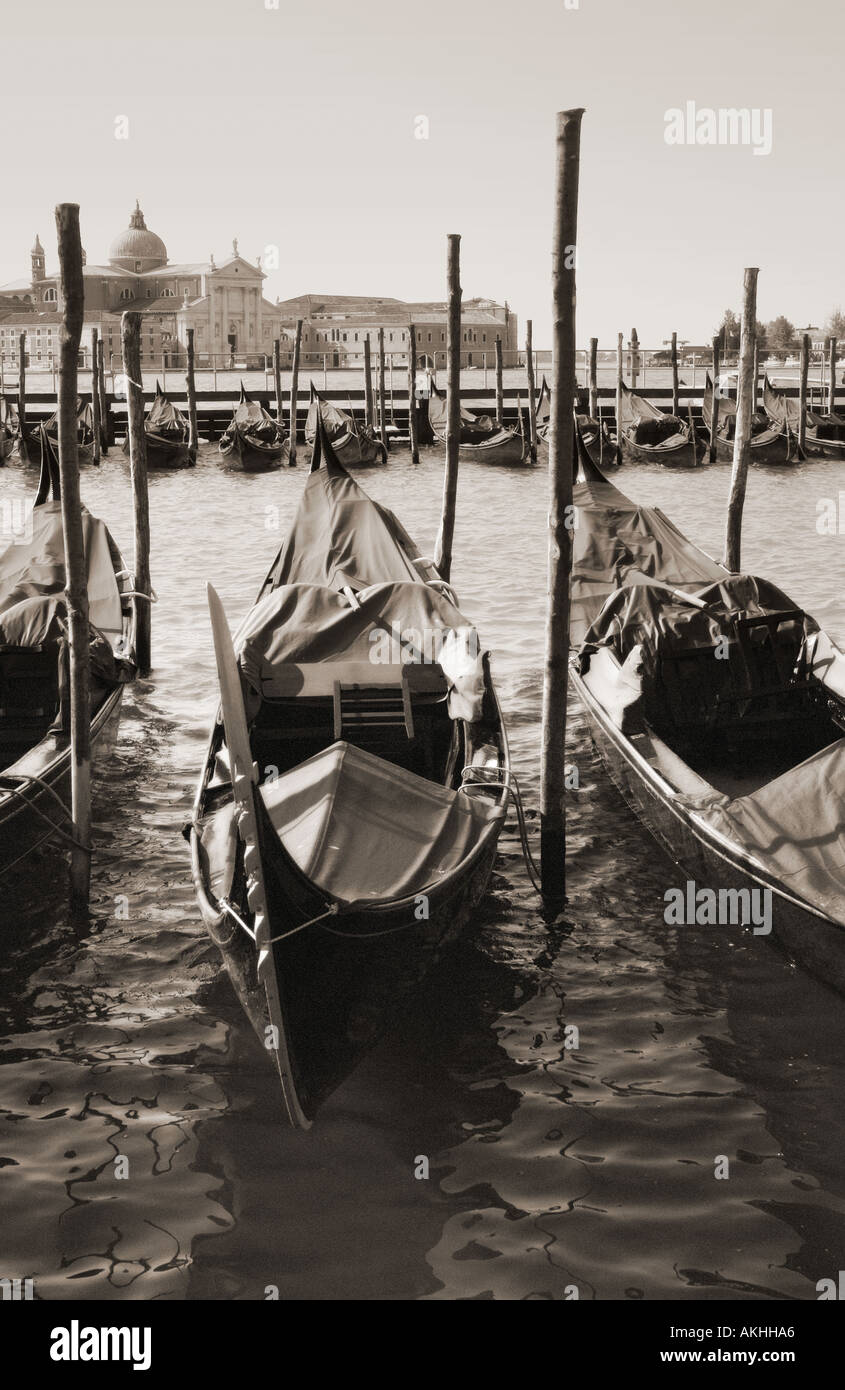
(0, 204, 279, 370)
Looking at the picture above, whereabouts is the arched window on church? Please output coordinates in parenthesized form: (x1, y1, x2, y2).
(43, 287, 57, 303)
(120, 288, 132, 301)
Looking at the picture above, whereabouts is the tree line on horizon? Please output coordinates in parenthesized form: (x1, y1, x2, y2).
(712, 307, 845, 358)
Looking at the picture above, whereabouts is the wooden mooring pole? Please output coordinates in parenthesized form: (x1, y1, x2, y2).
(96, 338, 109, 451)
(185, 327, 199, 458)
(495, 334, 504, 427)
(377, 327, 389, 455)
(710, 335, 721, 463)
(289, 318, 302, 466)
(121, 312, 152, 674)
(723, 268, 759, 572)
(55, 204, 91, 908)
(798, 332, 809, 456)
(829, 336, 838, 416)
(272, 338, 283, 424)
(407, 323, 420, 465)
(90, 327, 101, 466)
(588, 336, 598, 420)
(671, 331, 679, 415)
(615, 331, 623, 460)
(18, 332, 26, 442)
(526, 320, 538, 459)
(363, 337, 374, 427)
(541, 108, 583, 906)
(434, 234, 462, 584)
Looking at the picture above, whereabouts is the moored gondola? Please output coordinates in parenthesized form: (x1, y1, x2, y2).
(122, 381, 194, 468)
(14, 397, 98, 467)
(617, 380, 703, 467)
(568, 442, 845, 994)
(0, 430, 137, 877)
(701, 373, 792, 465)
(304, 385, 386, 466)
(762, 376, 845, 459)
(219, 383, 289, 471)
(189, 423, 510, 1125)
(536, 377, 616, 467)
(428, 381, 530, 466)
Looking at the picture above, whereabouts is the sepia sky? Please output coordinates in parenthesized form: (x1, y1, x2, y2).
(2, 0, 842, 345)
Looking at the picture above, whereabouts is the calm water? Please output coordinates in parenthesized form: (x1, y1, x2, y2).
(2, 444, 845, 1302)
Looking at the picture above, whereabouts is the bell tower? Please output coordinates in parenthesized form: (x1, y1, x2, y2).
(31, 234, 45, 283)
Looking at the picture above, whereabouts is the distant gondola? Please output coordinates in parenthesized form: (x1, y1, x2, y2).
(14, 397, 99, 467)
(762, 376, 845, 459)
(535, 377, 616, 467)
(427, 382, 530, 466)
(617, 381, 703, 467)
(304, 385, 386, 466)
(0, 429, 137, 877)
(701, 374, 792, 465)
(123, 382, 194, 468)
(0, 398, 17, 463)
(219, 384, 289, 471)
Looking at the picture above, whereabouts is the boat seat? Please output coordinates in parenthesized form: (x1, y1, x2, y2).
(259, 660, 448, 701)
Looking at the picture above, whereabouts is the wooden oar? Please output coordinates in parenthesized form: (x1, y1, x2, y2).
(206, 583, 310, 1129)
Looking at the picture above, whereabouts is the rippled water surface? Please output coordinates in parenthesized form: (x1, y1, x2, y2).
(2, 444, 845, 1301)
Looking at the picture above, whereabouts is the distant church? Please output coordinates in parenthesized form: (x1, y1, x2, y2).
(0, 203, 279, 367)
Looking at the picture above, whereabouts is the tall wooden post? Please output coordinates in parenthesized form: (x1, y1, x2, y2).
(407, 323, 420, 465)
(752, 339, 759, 411)
(615, 331, 623, 458)
(709, 335, 721, 463)
(526, 320, 538, 458)
(186, 326, 199, 457)
(55, 204, 91, 908)
(829, 336, 838, 416)
(272, 338, 283, 424)
(18, 332, 26, 443)
(377, 326, 389, 454)
(630, 328, 640, 388)
(289, 318, 302, 465)
(798, 332, 809, 455)
(96, 338, 109, 452)
(671, 331, 679, 415)
(121, 313, 152, 675)
(723, 268, 759, 572)
(434, 234, 462, 583)
(541, 108, 583, 905)
(363, 337, 374, 427)
(588, 336, 598, 420)
(90, 327, 101, 466)
(495, 334, 504, 426)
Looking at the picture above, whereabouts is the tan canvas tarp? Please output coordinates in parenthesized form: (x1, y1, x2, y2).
(260, 740, 498, 906)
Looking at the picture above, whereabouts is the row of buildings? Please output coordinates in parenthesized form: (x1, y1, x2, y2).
(0, 204, 519, 374)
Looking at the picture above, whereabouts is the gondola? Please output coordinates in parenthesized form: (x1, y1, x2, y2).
(0, 398, 17, 463)
(14, 397, 98, 467)
(701, 374, 792, 465)
(762, 376, 845, 459)
(188, 422, 511, 1126)
(219, 384, 289, 471)
(123, 382, 194, 468)
(616, 380, 703, 467)
(304, 385, 386, 466)
(0, 429, 137, 878)
(427, 382, 530, 466)
(536, 377, 616, 467)
(568, 437, 845, 995)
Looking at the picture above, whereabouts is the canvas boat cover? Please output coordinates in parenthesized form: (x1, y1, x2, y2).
(305, 393, 360, 445)
(260, 739, 499, 906)
(428, 385, 495, 435)
(701, 375, 783, 446)
(42, 398, 94, 443)
(701, 738, 845, 923)
(225, 387, 281, 443)
(147, 385, 188, 437)
(0, 499, 123, 650)
(571, 467, 727, 646)
(236, 579, 484, 719)
(265, 448, 436, 592)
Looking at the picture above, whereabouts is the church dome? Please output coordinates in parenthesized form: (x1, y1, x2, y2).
(108, 202, 167, 270)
